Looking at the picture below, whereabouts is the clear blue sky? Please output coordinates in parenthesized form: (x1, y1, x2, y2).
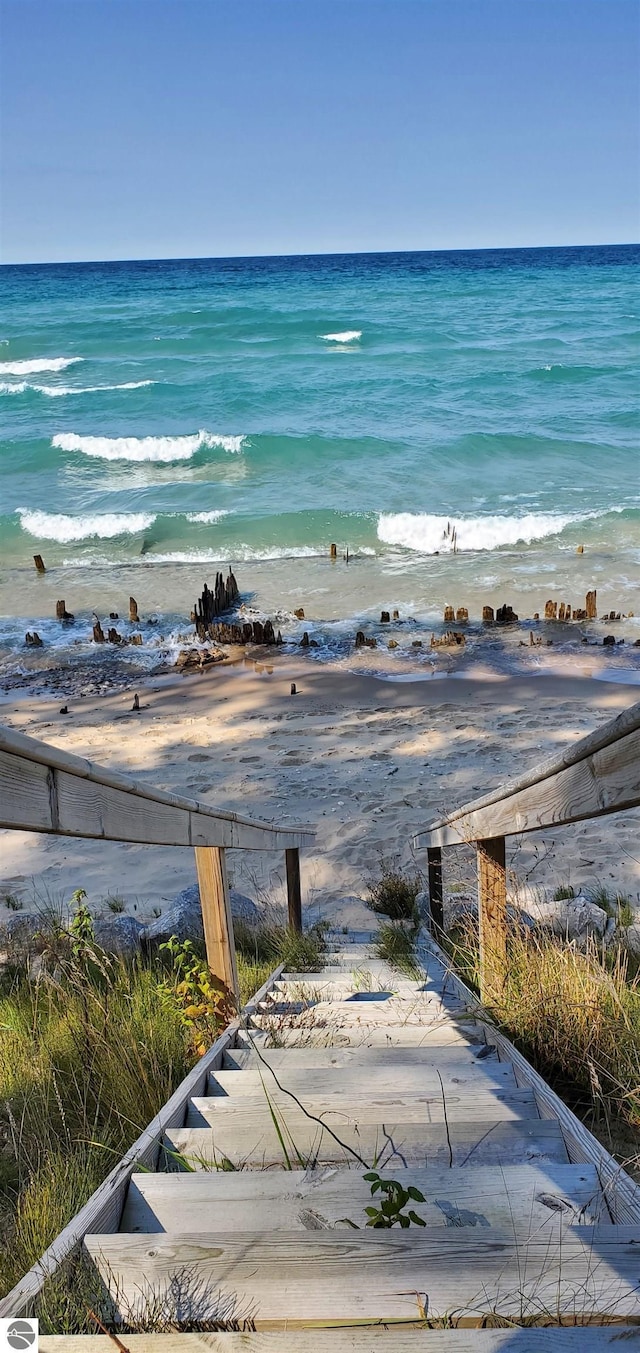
(1, 0, 638, 263)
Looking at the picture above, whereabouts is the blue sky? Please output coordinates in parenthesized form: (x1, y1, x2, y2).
(1, 0, 638, 263)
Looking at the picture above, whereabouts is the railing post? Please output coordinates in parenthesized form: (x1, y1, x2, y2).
(194, 845, 239, 1000)
(426, 846, 443, 935)
(285, 847, 302, 932)
(477, 836, 507, 1005)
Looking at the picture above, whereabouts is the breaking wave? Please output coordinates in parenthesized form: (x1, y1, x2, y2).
(320, 330, 362, 342)
(0, 356, 83, 375)
(51, 429, 246, 462)
(377, 511, 579, 554)
(1, 379, 154, 397)
(16, 508, 156, 543)
(185, 510, 230, 523)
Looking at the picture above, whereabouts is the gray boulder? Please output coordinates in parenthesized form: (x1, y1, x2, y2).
(93, 914, 145, 956)
(526, 894, 607, 940)
(0, 912, 43, 956)
(623, 923, 640, 956)
(443, 894, 535, 932)
(142, 884, 258, 949)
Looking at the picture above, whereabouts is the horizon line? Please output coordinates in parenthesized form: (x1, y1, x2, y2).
(1, 241, 638, 269)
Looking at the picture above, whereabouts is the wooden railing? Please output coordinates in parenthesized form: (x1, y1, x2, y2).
(413, 700, 640, 1000)
(0, 724, 314, 994)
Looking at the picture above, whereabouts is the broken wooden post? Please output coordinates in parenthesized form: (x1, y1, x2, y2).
(56, 600, 74, 622)
(194, 845, 239, 999)
(427, 846, 443, 934)
(482, 606, 495, 624)
(456, 607, 468, 623)
(577, 544, 584, 554)
(33, 555, 46, 574)
(443, 605, 455, 623)
(544, 600, 558, 620)
(586, 590, 597, 620)
(330, 543, 337, 559)
(129, 597, 139, 624)
(285, 847, 302, 933)
(477, 836, 507, 1005)
(380, 611, 390, 623)
(92, 621, 105, 644)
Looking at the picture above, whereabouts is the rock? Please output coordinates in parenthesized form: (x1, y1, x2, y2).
(443, 895, 535, 932)
(380, 611, 390, 624)
(142, 884, 259, 948)
(387, 639, 398, 649)
(294, 608, 305, 620)
(525, 894, 607, 940)
(93, 914, 145, 956)
(623, 924, 640, 956)
(0, 912, 43, 956)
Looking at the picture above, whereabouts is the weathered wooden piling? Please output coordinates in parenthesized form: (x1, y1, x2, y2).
(33, 555, 46, 574)
(586, 590, 597, 620)
(330, 543, 337, 559)
(129, 597, 139, 623)
(482, 606, 495, 624)
(55, 600, 74, 622)
(194, 571, 239, 638)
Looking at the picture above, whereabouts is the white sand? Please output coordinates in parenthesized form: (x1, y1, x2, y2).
(1, 661, 639, 928)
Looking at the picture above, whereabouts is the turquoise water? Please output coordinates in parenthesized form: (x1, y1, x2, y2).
(1, 245, 638, 680)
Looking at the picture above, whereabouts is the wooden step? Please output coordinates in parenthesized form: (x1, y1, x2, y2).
(255, 1021, 486, 1047)
(83, 1225, 640, 1325)
(164, 1117, 568, 1170)
(120, 1162, 606, 1234)
(223, 1043, 500, 1071)
(209, 1061, 518, 1097)
(253, 996, 469, 1027)
(37, 1328, 640, 1351)
(187, 1086, 539, 1128)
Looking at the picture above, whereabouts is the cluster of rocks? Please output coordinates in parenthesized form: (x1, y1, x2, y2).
(0, 885, 259, 963)
(435, 885, 639, 952)
(176, 646, 226, 672)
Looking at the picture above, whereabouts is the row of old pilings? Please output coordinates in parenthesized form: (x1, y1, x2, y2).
(193, 572, 239, 636)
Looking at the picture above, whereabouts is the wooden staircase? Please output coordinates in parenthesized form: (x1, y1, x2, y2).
(42, 933, 640, 1349)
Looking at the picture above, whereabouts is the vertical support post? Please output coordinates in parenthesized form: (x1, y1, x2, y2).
(477, 836, 507, 1005)
(285, 847, 302, 933)
(427, 846, 443, 935)
(194, 845, 239, 1000)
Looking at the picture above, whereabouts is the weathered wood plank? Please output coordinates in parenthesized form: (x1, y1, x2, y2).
(0, 966, 283, 1319)
(416, 724, 640, 847)
(286, 846, 302, 931)
(261, 1021, 487, 1047)
(0, 726, 314, 850)
(195, 846, 238, 996)
(83, 1225, 640, 1324)
(38, 1327, 640, 1351)
(121, 1162, 605, 1234)
(209, 1062, 518, 1096)
(222, 1044, 501, 1072)
(164, 1118, 568, 1170)
(415, 699, 640, 848)
(187, 1086, 538, 1128)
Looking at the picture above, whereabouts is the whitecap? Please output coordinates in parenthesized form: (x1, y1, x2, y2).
(51, 429, 246, 462)
(320, 330, 362, 342)
(0, 356, 83, 375)
(377, 511, 581, 554)
(185, 509, 230, 523)
(16, 508, 156, 543)
(1, 379, 155, 398)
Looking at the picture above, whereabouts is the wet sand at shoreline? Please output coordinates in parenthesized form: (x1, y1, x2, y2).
(1, 659, 639, 929)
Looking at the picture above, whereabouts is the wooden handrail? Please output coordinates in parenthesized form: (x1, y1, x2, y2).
(414, 699, 640, 849)
(413, 699, 640, 1003)
(0, 724, 314, 851)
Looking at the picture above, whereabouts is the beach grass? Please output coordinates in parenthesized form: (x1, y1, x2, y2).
(444, 921, 640, 1151)
(0, 928, 275, 1305)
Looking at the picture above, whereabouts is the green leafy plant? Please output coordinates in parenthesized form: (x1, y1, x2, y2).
(552, 884, 575, 901)
(362, 1171, 427, 1228)
(105, 896, 125, 915)
(4, 895, 23, 912)
(158, 936, 236, 1055)
(69, 891, 94, 959)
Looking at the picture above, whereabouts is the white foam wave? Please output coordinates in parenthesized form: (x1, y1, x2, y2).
(52, 429, 245, 462)
(17, 508, 155, 543)
(147, 544, 375, 564)
(1, 379, 154, 398)
(0, 356, 83, 375)
(320, 330, 362, 342)
(185, 510, 230, 524)
(377, 512, 578, 554)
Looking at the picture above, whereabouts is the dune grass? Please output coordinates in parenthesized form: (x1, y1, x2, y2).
(0, 922, 275, 1306)
(445, 921, 640, 1150)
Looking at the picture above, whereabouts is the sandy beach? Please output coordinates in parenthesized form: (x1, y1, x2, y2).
(1, 658, 639, 929)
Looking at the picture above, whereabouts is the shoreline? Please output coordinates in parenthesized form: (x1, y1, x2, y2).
(1, 661, 639, 935)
